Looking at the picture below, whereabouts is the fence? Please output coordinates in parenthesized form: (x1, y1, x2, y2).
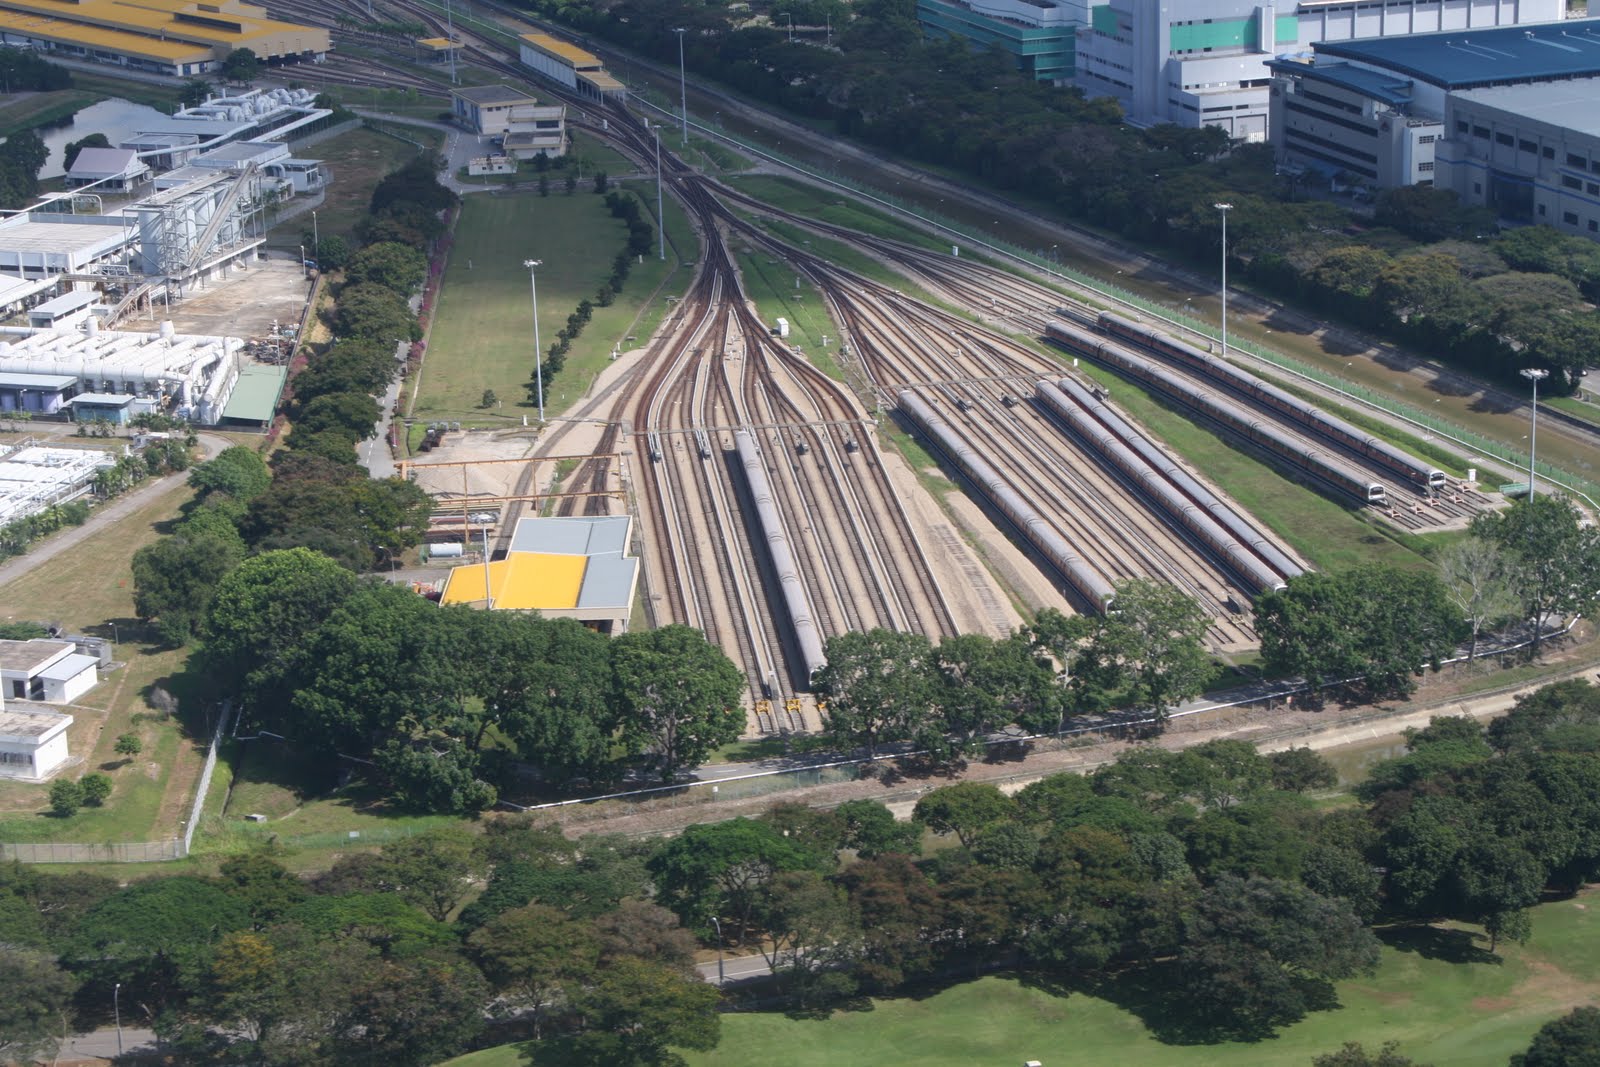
(0, 839, 184, 863)
(183, 702, 231, 857)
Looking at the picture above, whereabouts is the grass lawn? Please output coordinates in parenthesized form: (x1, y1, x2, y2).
(444, 893, 1600, 1067)
(1069, 358, 1431, 574)
(0, 89, 101, 137)
(734, 247, 844, 380)
(727, 175, 949, 254)
(414, 185, 696, 423)
(267, 126, 435, 250)
(0, 476, 213, 844)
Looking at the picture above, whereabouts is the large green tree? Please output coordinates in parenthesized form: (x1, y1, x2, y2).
(815, 628, 937, 755)
(648, 817, 811, 935)
(131, 531, 243, 645)
(0, 947, 76, 1065)
(610, 624, 745, 781)
(1512, 1006, 1600, 1067)
(1086, 578, 1214, 720)
(1470, 495, 1600, 654)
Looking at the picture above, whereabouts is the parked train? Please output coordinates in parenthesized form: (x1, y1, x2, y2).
(1035, 379, 1297, 595)
(1097, 311, 1446, 492)
(1045, 319, 1387, 506)
(734, 430, 828, 686)
(897, 389, 1117, 613)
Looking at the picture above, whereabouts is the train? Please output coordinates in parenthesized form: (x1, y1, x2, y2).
(1097, 311, 1446, 493)
(1034, 379, 1297, 595)
(734, 430, 828, 687)
(896, 389, 1117, 613)
(1044, 319, 1388, 507)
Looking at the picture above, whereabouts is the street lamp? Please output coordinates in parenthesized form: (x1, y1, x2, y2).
(298, 244, 306, 279)
(673, 27, 688, 147)
(1214, 202, 1232, 359)
(651, 125, 665, 261)
(524, 259, 544, 423)
(711, 916, 726, 986)
(114, 982, 123, 1054)
(311, 210, 318, 260)
(1520, 367, 1549, 499)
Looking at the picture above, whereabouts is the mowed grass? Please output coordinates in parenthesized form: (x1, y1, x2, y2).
(415, 186, 694, 423)
(0, 88, 101, 137)
(444, 893, 1600, 1067)
(0, 477, 209, 843)
(727, 174, 949, 253)
(1068, 357, 1431, 573)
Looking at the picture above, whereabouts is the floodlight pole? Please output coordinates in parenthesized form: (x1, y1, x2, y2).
(524, 258, 544, 423)
(311, 209, 318, 260)
(114, 983, 123, 1054)
(652, 125, 665, 261)
(711, 916, 726, 985)
(1214, 202, 1232, 359)
(1521, 367, 1549, 499)
(446, 0, 457, 84)
(673, 27, 688, 147)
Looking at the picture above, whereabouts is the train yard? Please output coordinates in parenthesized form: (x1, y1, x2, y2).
(266, 0, 1500, 728)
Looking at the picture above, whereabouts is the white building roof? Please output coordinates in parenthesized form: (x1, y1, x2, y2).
(0, 707, 71, 746)
(67, 147, 146, 181)
(36, 653, 98, 684)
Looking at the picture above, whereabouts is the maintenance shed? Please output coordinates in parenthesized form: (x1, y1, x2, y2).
(440, 515, 639, 633)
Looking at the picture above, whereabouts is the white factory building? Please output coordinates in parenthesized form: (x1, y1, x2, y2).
(0, 706, 74, 781)
(921, 0, 1565, 140)
(0, 320, 243, 425)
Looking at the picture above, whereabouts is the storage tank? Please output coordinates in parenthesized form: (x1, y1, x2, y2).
(428, 542, 465, 559)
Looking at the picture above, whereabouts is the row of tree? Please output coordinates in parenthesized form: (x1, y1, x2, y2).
(518, 0, 1596, 391)
(812, 499, 1599, 766)
(196, 548, 746, 811)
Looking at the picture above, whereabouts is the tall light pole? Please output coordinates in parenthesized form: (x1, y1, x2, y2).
(652, 125, 665, 261)
(446, 0, 457, 84)
(114, 983, 123, 1054)
(673, 27, 688, 147)
(524, 259, 544, 423)
(1521, 367, 1549, 499)
(1214, 202, 1232, 358)
(784, 12, 793, 41)
(311, 209, 318, 260)
(711, 916, 726, 986)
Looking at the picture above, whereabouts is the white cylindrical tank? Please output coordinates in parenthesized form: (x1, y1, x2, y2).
(429, 542, 465, 558)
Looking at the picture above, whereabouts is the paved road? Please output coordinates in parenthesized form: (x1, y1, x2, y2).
(361, 362, 405, 480)
(55, 1024, 158, 1064)
(0, 433, 227, 592)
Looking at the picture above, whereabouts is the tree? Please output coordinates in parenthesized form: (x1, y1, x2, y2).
(1438, 535, 1518, 660)
(648, 818, 810, 935)
(80, 773, 111, 806)
(0, 947, 76, 1065)
(1256, 566, 1465, 698)
(467, 903, 597, 1035)
(369, 827, 484, 923)
(48, 779, 83, 817)
(815, 628, 937, 755)
(1267, 747, 1339, 793)
(324, 948, 488, 1066)
(217, 852, 309, 929)
(1512, 1006, 1600, 1066)
(1313, 1042, 1430, 1067)
(1484, 907, 1533, 953)
(1085, 578, 1214, 720)
(911, 782, 1014, 847)
(1470, 496, 1600, 654)
(132, 531, 243, 645)
(188, 446, 271, 502)
(835, 798, 923, 858)
(593, 170, 608, 193)
(203, 548, 359, 709)
(592, 900, 700, 976)
(62, 132, 110, 171)
(479, 389, 498, 409)
(564, 957, 721, 1067)
(755, 869, 863, 1004)
(344, 241, 428, 294)
(610, 624, 745, 780)
(220, 47, 261, 82)
(1178, 875, 1381, 1037)
(115, 732, 143, 760)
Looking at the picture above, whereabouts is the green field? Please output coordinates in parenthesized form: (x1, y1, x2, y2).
(413, 186, 692, 424)
(447, 894, 1600, 1067)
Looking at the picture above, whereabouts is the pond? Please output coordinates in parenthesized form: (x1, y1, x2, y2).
(37, 97, 172, 179)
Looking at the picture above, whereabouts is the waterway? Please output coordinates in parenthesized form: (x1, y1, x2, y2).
(37, 98, 172, 179)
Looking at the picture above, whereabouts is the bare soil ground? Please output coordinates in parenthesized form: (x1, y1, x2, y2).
(163, 256, 313, 342)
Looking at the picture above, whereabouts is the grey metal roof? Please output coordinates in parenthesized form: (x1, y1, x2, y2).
(452, 85, 538, 105)
(70, 393, 137, 406)
(0, 372, 78, 390)
(577, 555, 638, 610)
(36, 653, 98, 683)
(1267, 58, 1419, 108)
(1453, 78, 1600, 137)
(1315, 18, 1600, 89)
(508, 515, 631, 556)
(31, 289, 98, 316)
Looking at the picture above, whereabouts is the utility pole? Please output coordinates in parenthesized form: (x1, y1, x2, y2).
(1521, 367, 1549, 498)
(1214, 202, 1232, 358)
(652, 125, 665, 261)
(446, 0, 457, 84)
(524, 259, 544, 422)
(673, 27, 688, 147)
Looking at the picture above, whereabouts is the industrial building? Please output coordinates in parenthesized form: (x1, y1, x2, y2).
(0, 706, 73, 781)
(917, 0, 1082, 83)
(0, 212, 136, 279)
(518, 33, 626, 102)
(0, 321, 244, 424)
(450, 85, 567, 156)
(1268, 18, 1600, 226)
(65, 147, 150, 191)
(0, 639, 99, 705)
(440, 515, 639, 633)
(0, 444, 116, 522)
(920, 0, 1562, 138)
(0, 0, 330, 77)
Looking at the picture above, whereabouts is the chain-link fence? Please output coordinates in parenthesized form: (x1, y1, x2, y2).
(0, 839, 184, 863)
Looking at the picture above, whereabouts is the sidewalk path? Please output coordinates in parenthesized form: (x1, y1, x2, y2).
(0, 433, 227, 591)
